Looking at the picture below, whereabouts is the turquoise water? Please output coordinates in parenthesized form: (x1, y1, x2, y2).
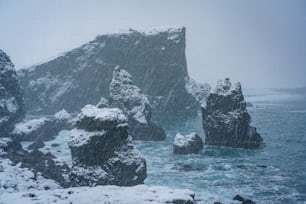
(135, 90, 306, 204)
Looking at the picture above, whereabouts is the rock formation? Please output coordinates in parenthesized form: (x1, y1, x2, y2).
(68, 104, 146, 186)
(0, 136, 70, 187)
(109, 66, 166, 140)
(18, 27, 199, 116)
(201, 78, 263, 148)
(173, 132, 204, 154)
(0, 49, 25, 137)
(13, 109, 73, 142)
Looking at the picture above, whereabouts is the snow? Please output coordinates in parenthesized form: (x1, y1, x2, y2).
(174, 132, 198, 148)
(215, 78, 242, 96)
(5, 97, 18, 113)
(78, 105, 127, 124)
(68, 128, 106, 148)
(39, 130, 72, 167)
(185, 77, 211, 105)
(0, 159, 61, 194)
(54, 109, 71, 120)
(13, 118, 47, 135)
(0, 184, 195, 204)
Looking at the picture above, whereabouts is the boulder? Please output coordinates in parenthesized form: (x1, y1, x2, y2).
(0, 49, 25, 137)
(173, 133, 204, 154)
(233, 194, 256, 204)
(201, 78, 263, 148)
(68, 104, 146, 186)
(109, 67, 166, 140)
(18, 27, 199, 117)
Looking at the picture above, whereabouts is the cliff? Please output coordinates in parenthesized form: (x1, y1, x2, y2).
(18, 27, 199, 116)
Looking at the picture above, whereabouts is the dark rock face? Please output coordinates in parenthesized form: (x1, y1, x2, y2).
(12, 109, 73, 142)
(0, 49, 25, 137)
(201, 78, 263, 148)
(233, 194, 256, 204)
(68, 105, 147, 186)
(173, 133, 204, 154)
(18, 27, 199, 116)
(109, 67, 166, 140)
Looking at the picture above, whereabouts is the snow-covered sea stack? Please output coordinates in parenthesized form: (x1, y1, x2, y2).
(0, 49, 25, 137)
(201, 78, 263, 148)
(68, 104, 146, 186)
(109, 66, 166, 140)
(173, 133, 204, 154)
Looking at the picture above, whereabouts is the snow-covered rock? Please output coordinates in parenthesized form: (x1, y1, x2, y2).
(185, 77, 211, 105)
(0, 184, 195, 204)
(75, 104, 127, 131)
(96, 97, 109, 108)
(201, 78, 263, 148)
(173, 132, 204, 154)
(0, 158, 61, 194)
(13, 113, 73, 142)
(18, 27, 199, 117)
(1, 136, 71, 187)
(54, 109, 71, 121)
(109, 67, 166, 140)
(68, 105, 146, 186)
(0, 49, 25, 137)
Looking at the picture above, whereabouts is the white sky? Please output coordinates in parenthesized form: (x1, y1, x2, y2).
(0, 0, 305, 88)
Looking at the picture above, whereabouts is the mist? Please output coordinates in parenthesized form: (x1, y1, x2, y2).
(0, 0, 306, 88)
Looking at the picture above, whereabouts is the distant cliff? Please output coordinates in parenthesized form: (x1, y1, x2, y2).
(18, 27, 200, 116)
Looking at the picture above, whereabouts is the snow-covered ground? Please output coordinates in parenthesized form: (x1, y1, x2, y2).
(0, 183, 194, 204)
(0, 158, 61, 194)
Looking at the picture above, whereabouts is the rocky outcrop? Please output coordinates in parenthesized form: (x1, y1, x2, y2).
(18, 27, 199, 116)
(13, 109, 73, 142)
(201, 78, 263, 148)
(173, 133, 204, 154)
(109, 67, 166, 140)
(0, 49, 25, 137)
(233, 195, 256, 204)
(0, 137, 70, 187)
(68, 105, 146, 186)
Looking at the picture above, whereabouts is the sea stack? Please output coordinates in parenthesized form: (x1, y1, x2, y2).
(201, 78, 263, 148)
(109, 66, 166, 141)
(68, 105, 147, 186)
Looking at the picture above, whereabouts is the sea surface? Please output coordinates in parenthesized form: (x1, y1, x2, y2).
(135, 89, 306, 204)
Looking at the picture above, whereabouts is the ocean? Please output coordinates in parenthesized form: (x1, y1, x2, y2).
(135, 89, 306, 204)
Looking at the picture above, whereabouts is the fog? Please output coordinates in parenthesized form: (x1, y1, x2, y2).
(0, 0, 305, 88)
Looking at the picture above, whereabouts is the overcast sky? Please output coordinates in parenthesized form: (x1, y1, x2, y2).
(0, 0, 305, 88)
